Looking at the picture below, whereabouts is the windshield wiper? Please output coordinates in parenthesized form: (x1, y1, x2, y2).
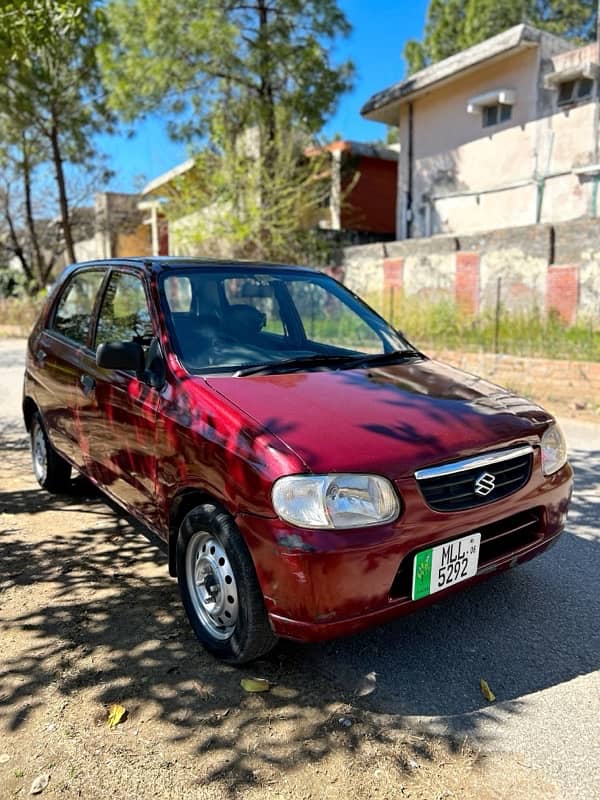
(234, 353, 359, 377)
(342, 349, 425, 370)
(234, 349, 424, 377)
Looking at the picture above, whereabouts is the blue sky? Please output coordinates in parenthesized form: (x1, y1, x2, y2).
(98, 0, 428, 194)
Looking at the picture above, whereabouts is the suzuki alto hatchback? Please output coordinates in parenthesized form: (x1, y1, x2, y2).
(23, 258, 573, 663)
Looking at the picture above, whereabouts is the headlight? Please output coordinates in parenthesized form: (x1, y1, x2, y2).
(271, 474, 400, 529)
(541, 423, 568, 476)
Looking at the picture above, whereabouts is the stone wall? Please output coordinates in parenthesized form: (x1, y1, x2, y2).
(340, 219, 600, 323)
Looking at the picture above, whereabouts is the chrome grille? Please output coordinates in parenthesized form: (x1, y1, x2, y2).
(415, 445, 533, 512)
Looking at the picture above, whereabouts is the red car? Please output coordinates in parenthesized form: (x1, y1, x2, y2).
(23, 258, 573, 663)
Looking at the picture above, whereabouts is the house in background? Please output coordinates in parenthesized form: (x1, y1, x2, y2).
(5, 193, 149, 278)
(74, 192, 151, 262)
(362, 24, 600, 239)
(308, 140, 397, 241)
(138, 140, 398, 256)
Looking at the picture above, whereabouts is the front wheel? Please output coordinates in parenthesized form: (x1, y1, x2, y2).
(176, 503, 278, 664)
(30, 412, 71, 493)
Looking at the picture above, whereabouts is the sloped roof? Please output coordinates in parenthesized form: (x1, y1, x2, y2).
(141, 158, 196, 197)
(361, 24, 571, 124)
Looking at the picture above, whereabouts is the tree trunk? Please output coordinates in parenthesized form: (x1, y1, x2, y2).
(49, 120, 76, 264)
(22, 139, 47, 285)
(256, 0, 277, 257)
(3, 190, 35, 288)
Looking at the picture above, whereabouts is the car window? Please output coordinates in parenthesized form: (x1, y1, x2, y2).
(95, 272, 153, 349)
(223, 277, 285, 336)
(287, 280, 383, 352)
(52, 270, 105, 346)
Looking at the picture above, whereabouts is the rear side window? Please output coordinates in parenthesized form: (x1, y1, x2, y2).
(95, 271, 153, 349)
(52, 270, 105, 345)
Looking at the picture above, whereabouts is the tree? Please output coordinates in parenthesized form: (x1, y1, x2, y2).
(101, 0, 353, 259)
(404, 0, 596, 74)
(0, 1, 113, 264)
(102, 0, 353, 144)
(161, 112, 333, 264)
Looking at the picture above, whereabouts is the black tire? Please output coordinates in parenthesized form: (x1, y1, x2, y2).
(30, 411, 72, 493)
(176, 502, 278, 664)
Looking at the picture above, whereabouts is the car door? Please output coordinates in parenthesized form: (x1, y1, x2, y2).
(36, 268, 106, 467)
(77, 267, 162, 523)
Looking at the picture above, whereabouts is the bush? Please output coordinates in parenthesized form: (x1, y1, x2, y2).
(0, 268, 29, 299)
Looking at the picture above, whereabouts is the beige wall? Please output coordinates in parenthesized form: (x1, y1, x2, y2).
(396, 43, 600, 238)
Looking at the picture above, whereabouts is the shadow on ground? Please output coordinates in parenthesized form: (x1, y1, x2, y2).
(0, 431, 597, 794)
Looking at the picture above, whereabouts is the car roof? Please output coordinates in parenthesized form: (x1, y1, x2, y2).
(63, 256, 318, 279)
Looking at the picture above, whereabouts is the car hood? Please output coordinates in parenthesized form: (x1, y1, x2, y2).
(205, 359, 552, 477)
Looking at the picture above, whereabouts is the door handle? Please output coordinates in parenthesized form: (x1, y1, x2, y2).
(36, 349, 47, 365)
(80, 374, 96, 395)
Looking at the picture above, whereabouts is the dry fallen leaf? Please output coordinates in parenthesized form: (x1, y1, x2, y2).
(240, 677, 270, 693)
(480, 678, 496, 702)
(106, 703, 127, 729)
(30, 772, 50, 795)
(356, 670, 377, 697)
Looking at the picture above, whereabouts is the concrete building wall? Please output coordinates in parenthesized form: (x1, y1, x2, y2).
(394, 41, 600, 239)
(339, 220, 599, 324)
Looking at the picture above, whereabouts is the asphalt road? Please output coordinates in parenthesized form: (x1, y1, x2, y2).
(1, 338, 599, 799)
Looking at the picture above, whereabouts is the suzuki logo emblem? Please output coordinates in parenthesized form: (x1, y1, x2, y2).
(474, 471, 496, 496)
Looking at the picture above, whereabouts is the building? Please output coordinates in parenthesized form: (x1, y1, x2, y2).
(362, 24, 600, 240)
(74, 192, 151, 262)
(138, 141, 398, 256)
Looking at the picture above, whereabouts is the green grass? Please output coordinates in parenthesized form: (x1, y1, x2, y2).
(367, 294, 599, 362)
(0, 294, 44, 335)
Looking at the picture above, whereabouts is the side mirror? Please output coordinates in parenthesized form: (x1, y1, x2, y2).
(96, 341, 145, 373)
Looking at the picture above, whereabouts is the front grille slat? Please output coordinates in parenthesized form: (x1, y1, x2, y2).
(415, 447, 533, 512)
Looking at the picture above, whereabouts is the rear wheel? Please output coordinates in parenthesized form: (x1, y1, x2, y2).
(30, 412, 71, 493)
(176, 502, 278, 664)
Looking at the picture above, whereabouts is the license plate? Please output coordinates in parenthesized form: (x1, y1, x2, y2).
(412, 533, 481, 601)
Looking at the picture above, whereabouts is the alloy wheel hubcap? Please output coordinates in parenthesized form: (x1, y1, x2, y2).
(185, 531, 239, 640)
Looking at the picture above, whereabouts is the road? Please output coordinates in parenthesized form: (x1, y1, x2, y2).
(1, 338, 599, 799)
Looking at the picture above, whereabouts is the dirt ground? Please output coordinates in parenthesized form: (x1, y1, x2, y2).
(0, 427, 563, 800)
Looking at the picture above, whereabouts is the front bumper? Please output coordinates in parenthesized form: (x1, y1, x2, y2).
(236, 458, 573, 643)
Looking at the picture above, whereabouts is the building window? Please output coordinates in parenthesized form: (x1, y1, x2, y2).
(482, 103, 512, 128)
(557, 77, 594, 106)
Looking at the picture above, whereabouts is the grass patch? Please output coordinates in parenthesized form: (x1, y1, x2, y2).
(368, 294, 599, 362)
(0, 294, 45, 336)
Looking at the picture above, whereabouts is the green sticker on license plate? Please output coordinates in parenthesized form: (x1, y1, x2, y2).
(412, 533, 481, 601)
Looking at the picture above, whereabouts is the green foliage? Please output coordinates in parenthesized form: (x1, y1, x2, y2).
(163, 115, 334, 264)
(0, 1, 113, 263)
(101, 0, 354, 145)
(0, 268, 28, 298)
(0, 1, 111, 160)
(404, 0, 596, 74)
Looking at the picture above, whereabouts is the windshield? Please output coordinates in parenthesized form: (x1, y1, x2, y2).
(159, 267, 418, 375)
